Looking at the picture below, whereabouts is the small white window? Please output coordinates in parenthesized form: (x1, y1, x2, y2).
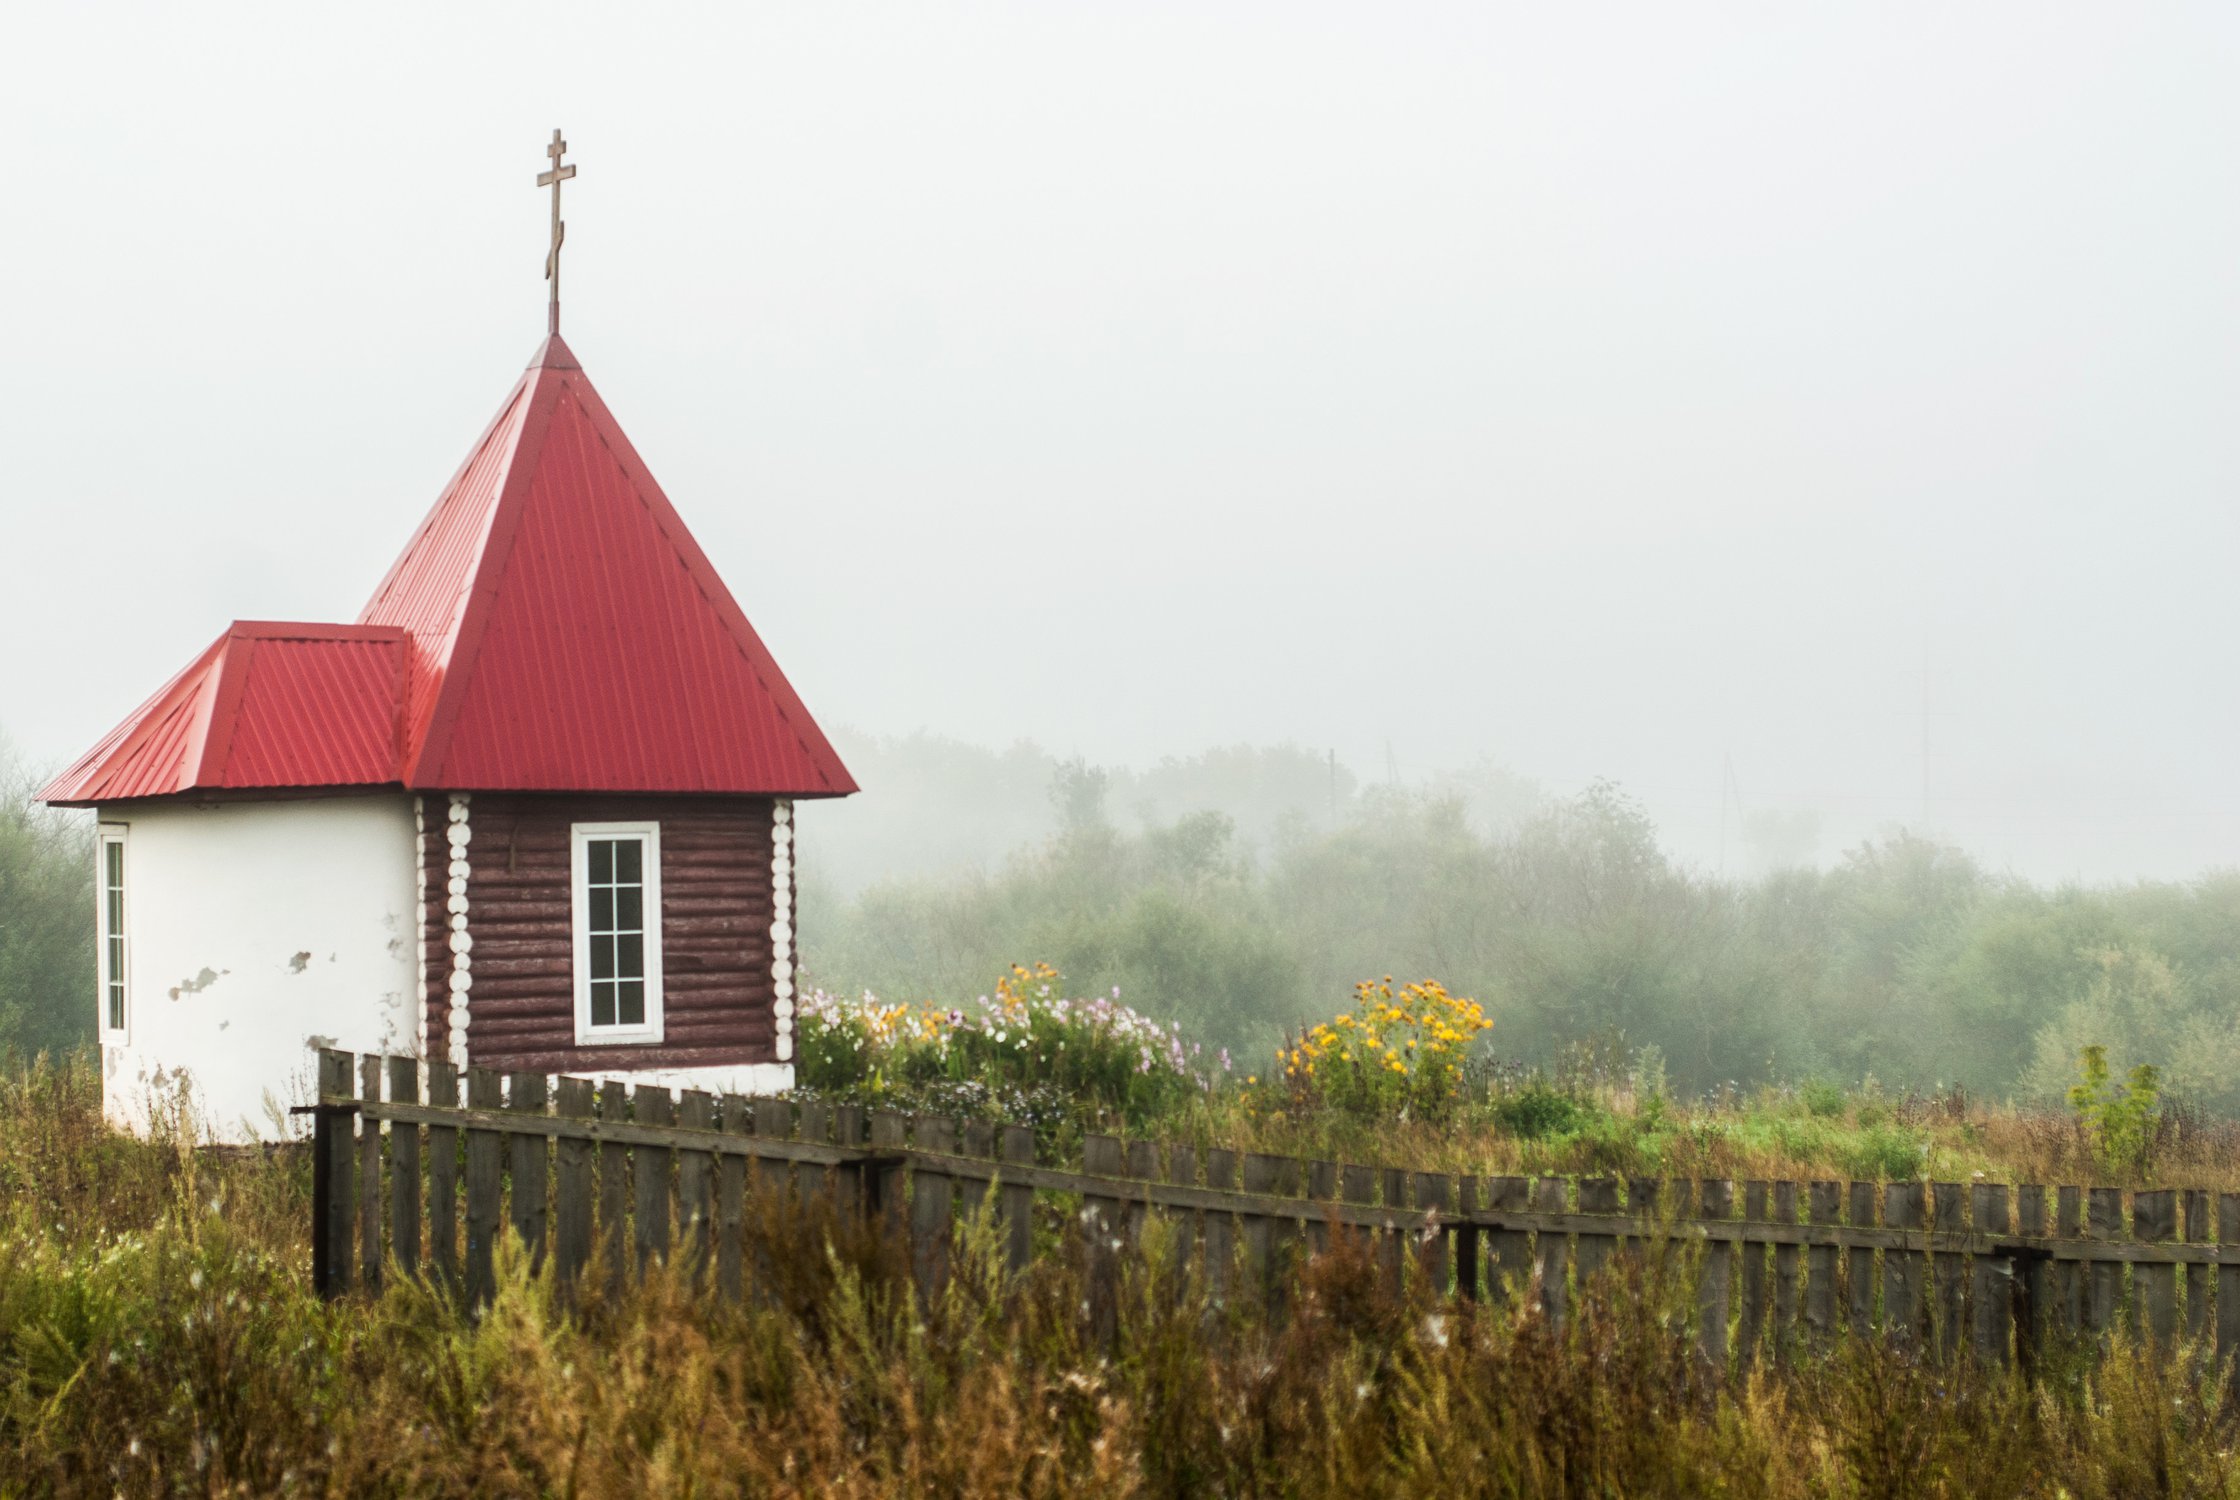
(96, 825, 128, 1041)
(570, 822, 664, 1044)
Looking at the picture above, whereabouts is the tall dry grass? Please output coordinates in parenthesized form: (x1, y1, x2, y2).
(2, 1055, 2238, 1497)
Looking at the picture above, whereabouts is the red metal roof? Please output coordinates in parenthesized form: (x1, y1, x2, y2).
(44, 335, 855, 806)
(41, 625, 405, 806)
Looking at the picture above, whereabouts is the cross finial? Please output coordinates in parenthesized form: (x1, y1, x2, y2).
(536, 129, 577, 335)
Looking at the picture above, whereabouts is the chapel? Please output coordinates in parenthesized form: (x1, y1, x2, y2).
(40, 134, 854, 1140)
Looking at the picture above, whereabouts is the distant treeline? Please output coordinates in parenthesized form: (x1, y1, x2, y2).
(801, 734, 2240, 1107)
(6, 729, 2238, 1107)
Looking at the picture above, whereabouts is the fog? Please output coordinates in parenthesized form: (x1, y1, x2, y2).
(6, 4, 2240, 884)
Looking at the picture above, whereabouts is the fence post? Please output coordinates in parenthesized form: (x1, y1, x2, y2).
(1486, 1176, 1530, 1308)
(2219, 1194, 2240, 1373)
(2056, 1186, 2085, 1340)
(386, 1057, 421, 1282)
(1414, 1172, 1453, 1298)
(313, 1049, 356, 1299)
(1454, 1175, 1481, 1302)
(1883, 1181, 1924, 1345)
(1575, 1178, 1620, 1295)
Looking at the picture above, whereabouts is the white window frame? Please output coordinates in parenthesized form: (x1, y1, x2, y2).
(570, 821, 665, 1045)
(96, 823, 129, 1044)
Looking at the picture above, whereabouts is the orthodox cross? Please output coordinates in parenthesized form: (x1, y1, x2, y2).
(538, 129, 576, 334)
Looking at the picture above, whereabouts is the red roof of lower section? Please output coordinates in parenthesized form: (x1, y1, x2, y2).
(360, 335, 854, 797)
(45, 335, 855, 807)
(40, 624, 405, 806)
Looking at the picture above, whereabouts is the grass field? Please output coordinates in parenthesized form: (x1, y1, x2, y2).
(2, 1054, 2237, 1497)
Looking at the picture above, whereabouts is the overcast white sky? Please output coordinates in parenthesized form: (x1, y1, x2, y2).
(5, 4, 2238, 881)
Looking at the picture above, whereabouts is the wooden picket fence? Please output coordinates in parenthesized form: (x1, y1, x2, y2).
(313, 1050, 2240, 1371)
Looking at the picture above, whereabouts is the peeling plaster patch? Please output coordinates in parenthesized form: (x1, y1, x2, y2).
(288, 951, 313, 974)
(218, 1020, 230, 1031)
(168, 966, 225, 1000)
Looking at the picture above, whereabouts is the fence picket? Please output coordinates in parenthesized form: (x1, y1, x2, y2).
(387, 1057, 421, 1282)
(1971, 1183, 2010, 1366)
(1340, 1164, 1376, 1289)
(1931, 1182, 1963, 1360)
(676, 1091, 715, 1281)
(832, 1105, 867, 1225)
(961, 1120, 995, 1225)
(2087, 1187, 2124, 1337)
(797, 1101, 832, 1207)
(2136, 1189, 2178, 1349)
(1738, 1180, 1768, 1366)
(2220, 1194, 2240, 1371)
(1455, 1176, 1481, 1301)
(1085, 1135, 1125, 1337)
(1847, 1182, 1877, 1337)
(1204, 1148, 1238, 1304)
(553, 1077, 594, 1291)
(1698, 1180, 1733, 1369)
(1806, 1182, 1839, 1346)
(464, 1068, 503, 1308)
(912, 1117, 957, 1303)
(1168, 1144, 1200, 1288)
(507, 1072, 549, 1272)
(1883, 1181, 1924, 1345)
(2185, 1189, 2211, 1347)
(1241, 1153, 1279, 1303)
(1307, 1160, 1338, 1261)
(1772, 1181, 1800, 1360)
(1001, 1125, 1035, 1274)
(598, 1081, 629, 1299)
(2015, 1184, 2047, 1375)
(634, 1085, 674, 1273)
(1124, 1140, 1159, 1251)
(716, 1093, 749, 1300)
(1414, 1173, 1452, 1296)
(426, 1059, 459, 1293)
(359, 1057, 384, 1292)
(1486, 1176, 1530, 1307)
(2056, 1186, 2085, 1340)
(1575, 1178, 1619, 1294)
(1536, 1177, 1570, 1328)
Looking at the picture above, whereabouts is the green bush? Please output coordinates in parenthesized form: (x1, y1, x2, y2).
(1490, 1083, 1589, 1141)
(1800, 1077, 1848, 1119)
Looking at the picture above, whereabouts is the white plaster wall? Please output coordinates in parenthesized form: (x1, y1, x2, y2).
(98, 796, 420, 1142)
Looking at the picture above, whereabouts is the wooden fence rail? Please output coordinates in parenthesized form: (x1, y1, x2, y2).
(313, 1050, 2240, 1371)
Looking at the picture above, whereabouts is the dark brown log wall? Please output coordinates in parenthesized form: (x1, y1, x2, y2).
(424, 793, 779, 1074)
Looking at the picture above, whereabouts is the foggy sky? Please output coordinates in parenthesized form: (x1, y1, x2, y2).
(5, 3, 2238, 883)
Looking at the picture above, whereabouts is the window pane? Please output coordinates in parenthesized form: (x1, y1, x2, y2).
(618, 980, 645, 1027)
(590, 887, 615, 933)
(615, 839, 643, 884)
(591, 980, 616, 1029)
(108, 983, 123, 1032)
(105, 840, 123, 888)
(615, 885, 643, 932)
(589, 839, 614, 883)
(616, 933, 644, 982)
(591, 934, 616, 982)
